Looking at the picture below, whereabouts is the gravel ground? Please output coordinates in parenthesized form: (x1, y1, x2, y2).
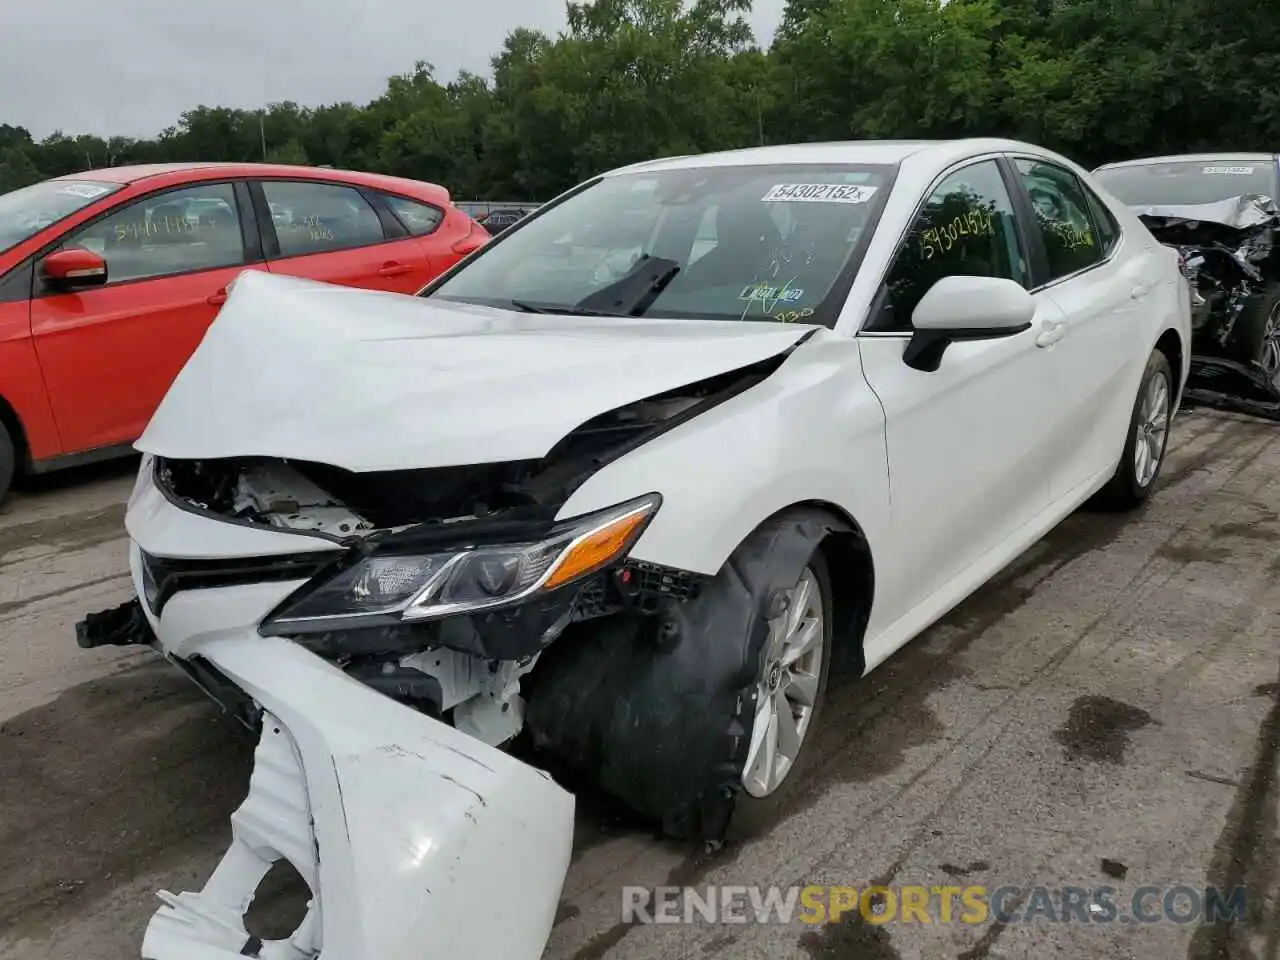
(0, 408, 1276, 960)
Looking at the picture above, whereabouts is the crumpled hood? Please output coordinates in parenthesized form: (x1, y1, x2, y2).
(136, 271, 817, 471)
(1133, 193, 1279, 231)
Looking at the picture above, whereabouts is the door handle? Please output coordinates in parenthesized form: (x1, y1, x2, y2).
(206, 288, 228, 306)
(378, 261, 412, 277)
(1035, 319, 1067, 348)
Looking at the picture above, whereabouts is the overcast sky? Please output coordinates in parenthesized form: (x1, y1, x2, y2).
(1, 0, 785, 141)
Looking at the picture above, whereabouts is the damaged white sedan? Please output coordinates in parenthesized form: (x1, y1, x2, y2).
(77, 138, 1190, 959)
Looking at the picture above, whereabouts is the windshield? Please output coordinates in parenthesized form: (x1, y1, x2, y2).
(0, 179, 123, 255)
(1094, 160, 1277, 207)
(426, 163, 894, 326)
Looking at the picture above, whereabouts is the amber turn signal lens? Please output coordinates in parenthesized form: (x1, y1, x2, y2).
(542, 506, 653, 589)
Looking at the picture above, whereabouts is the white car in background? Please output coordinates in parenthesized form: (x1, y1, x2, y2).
(77, 138, 1189, 960)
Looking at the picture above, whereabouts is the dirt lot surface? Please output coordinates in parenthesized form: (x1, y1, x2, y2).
(0, 410, 1277, 960)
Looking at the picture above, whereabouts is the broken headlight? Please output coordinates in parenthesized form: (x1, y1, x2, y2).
(262, 494, 660, 630)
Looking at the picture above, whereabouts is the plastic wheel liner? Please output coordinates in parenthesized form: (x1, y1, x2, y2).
(524, 510, 854, 841)
(139, 634, 574, 960)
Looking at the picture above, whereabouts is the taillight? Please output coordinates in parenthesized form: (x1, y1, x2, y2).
(451, 219, 489, 256)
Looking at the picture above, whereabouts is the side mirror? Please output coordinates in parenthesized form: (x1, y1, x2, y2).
(42, 248, 108, 291)
(904, 275, 1035, 372)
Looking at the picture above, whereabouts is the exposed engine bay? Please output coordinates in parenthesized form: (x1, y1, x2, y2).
(141, 360, 780, 746)
(1136, 193, 1280, 419)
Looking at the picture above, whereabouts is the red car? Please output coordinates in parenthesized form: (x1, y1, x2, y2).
(0, 162, 488, 500)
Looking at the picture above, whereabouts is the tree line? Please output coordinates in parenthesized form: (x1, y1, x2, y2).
(2, 0, 1277, 200)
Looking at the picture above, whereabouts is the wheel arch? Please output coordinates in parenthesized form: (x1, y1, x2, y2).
(0, 392, 30, 470)
(743, 499, 876, 677)
(1154, 326, 1185, 404)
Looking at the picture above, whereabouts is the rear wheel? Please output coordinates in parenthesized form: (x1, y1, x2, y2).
(0, 422, 14, 505)
(1097, 349, 1173, 510)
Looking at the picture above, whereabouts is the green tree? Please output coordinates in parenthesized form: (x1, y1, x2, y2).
(6, 0, 1280, 199)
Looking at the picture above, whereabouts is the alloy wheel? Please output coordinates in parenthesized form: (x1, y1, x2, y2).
(1134, 370, 1171, 488)
(742, 566, 825, 798)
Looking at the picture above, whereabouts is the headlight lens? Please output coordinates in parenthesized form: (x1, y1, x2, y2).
(264, 494, 659, 628)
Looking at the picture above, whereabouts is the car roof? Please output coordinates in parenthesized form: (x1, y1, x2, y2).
(50, 162, 451, 201)
(602, 139, 1051, 176)
(1094, 152, 1277, 171)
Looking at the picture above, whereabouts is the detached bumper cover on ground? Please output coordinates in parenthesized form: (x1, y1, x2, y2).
(119, 633, 574, 960)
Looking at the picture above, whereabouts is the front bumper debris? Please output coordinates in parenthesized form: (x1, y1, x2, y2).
(139, 634, 575, 960)
(1184, 356, 1280, 421)
(75, 597, 155, 649)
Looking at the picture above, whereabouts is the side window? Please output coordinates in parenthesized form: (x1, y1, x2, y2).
(1014, 159, 1105, 280)
(261, 181, 385, 257)
(380, 193, 444, 236)
(875, 160, 1030, 331)
(1084, 187, 1120, 256)
(58, 183, 244, 284)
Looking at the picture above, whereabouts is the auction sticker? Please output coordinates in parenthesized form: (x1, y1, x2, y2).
(1202, 165, 1255, 175)
(762, 183, 878, 203)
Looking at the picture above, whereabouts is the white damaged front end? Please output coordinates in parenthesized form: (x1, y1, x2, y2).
(139, 634, 574, 960)
(71, 272, 824, 957)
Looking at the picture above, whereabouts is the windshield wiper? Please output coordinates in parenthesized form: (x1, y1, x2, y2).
(508, 299, 625, 317)
(574, 255, 682, 317)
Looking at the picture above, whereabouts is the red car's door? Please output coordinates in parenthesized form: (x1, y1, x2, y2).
(0, 261, 63, 461)
(29, 180, 258, 454)
(253, 179, 434, 294)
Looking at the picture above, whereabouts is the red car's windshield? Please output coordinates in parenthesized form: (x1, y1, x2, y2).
(0, 179, 123, 255)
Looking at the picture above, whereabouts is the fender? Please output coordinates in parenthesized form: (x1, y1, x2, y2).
(557, 336, 891, 578)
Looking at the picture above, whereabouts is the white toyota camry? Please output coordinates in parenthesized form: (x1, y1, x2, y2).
(78, 138, 1190, 960)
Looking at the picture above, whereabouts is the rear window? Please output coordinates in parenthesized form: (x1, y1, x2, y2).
(1094, 160, 1277, 207)
(0, 179, 123, 255)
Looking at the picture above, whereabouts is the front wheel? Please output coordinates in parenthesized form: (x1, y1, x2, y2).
(522, 509, 842, 842)
(730, 552, 833, 837)
(1230, 283, 1280, 378)
(1097, 349, 1173, 510)
(0, 422, 14, 505)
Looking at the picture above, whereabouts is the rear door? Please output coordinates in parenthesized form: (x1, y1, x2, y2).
(252, 179, 434, 294)
(29, 180, 258, 454)
(371, 192, 471, 280)
(1008, 156, 1154, 502)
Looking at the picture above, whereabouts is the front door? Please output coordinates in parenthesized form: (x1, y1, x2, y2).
(858, 159, 1063, 627)
(30, 180, 253, 453)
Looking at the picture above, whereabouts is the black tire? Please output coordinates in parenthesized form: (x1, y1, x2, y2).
(1229, 282, 1280, 376)
(1097, 349, 1174, 510)
(523, 508, 844, 842)
(726, 544, 833, 840)
(0, 421, 14, 506)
